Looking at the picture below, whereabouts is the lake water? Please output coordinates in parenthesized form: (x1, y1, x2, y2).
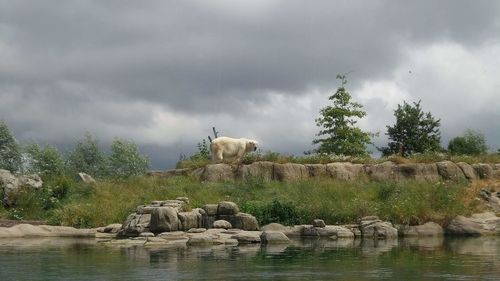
(0, 237, 499, 280)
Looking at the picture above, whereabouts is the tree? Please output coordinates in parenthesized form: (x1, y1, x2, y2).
(379, 100, 441, 156)
(448, 129, 488, 155)
(313, 75, 372, 156)
(66, 133, 107, 178)
(0, 121, 21, 172)
(108, 138, 150, 178)
(24, 143, 65, 178)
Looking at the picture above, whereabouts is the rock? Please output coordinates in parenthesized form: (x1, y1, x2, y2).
(473, 164, 494, 179)
(157, 231, 188, 240)
(232, 213, 259, 231)
(100, 223, 123, 233)
(119, 213, 151, 237)
(393, 163, 439, 181)
(0, 169, 43, 206)
(139, 232, 155, 237)
(398, 222, 444, 237)
(456, 162, 477, 180)
(326, 163, 365, 180)
(365, 162, 396, 181)
(178, 209, 203, 231)
(19, 174, 43, 189)
(175, 197, 190, 205)
(77, 172, 96, 185)
(237, 161, 275, 181)
(305, 164, 328, 177)
(436, 161, 465, 181)
(359, 216, 398, 239)
(201, 164, 235, 182)
(302, 225, 354, 238)
(312, 219, 326, 228)
(273, 163, 309, 182)
(187, 234, 213, 246)
(0, 224, 96, 238)
(260, 231, 290, 244)
(261, 223, 290, 232)
(232, 231, 262, 244)
(217, 201, 239, 215)
(187, 228, 206, 233)
(202, 204, 219, 216)
(446, 212, 500, 236)
(149, 207, 179, 233)
(213, 220, 232, 229)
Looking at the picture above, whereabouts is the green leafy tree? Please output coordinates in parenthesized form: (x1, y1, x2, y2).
(448, 129, 488, 155)
(379, 100, 441, 156)
(108, 138, 150, 178)
(190, 139, 210, 161)
(313, 75, 372, 156)
(24, 143, 65, 178)
(66, 133, 107, 178)
(0, 121, 21, 172)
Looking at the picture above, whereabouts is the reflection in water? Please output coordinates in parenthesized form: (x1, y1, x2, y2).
(0, 237, 499, 280)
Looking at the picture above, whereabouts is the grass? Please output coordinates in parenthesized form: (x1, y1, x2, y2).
(1, 174, 484, 229)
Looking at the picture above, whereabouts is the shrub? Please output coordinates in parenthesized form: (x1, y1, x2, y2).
(0, 121, 21, 172)
(241, 199, 303, 226)
(108, 138, 150, 178)
(66, 133, 107, 178)
(448, 129, 488, 155)
(23, 143, 65, 178)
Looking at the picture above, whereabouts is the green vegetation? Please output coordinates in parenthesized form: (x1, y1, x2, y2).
(1, 175, 480, 228)
(379, 100, 441, 157)
(108, 138, 150, 178)
(448, 129, 488, 155)
(24, 142, 66, 178)
(66, 133, 108, 178)
(0, 121, 22, 172)
(313, 75, 373, 156)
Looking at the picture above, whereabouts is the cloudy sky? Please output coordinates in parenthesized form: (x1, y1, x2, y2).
(1, 0, 499, 169)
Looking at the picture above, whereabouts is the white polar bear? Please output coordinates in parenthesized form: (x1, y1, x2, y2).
(210, 137, 258, 163)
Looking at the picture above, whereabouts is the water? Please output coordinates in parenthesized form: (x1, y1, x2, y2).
(0, 237, 499, 280)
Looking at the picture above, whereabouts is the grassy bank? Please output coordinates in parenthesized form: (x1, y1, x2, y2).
(1, 175, 488, 229)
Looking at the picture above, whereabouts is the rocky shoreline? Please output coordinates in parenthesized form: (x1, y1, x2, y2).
(150, 161, 500, 182)
(1, 198, 499, 247)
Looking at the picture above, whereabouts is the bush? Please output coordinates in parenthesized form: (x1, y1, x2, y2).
(66, 133, 107, 178)
(23, 143, 65, 178)
(448, 129, 488, 155)
(0, 121, 21, 172)
(241, 199, 304, 226)
(108, 138, 150, 178)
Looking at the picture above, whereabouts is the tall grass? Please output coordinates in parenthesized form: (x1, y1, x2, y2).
(32, 176, 477, 228)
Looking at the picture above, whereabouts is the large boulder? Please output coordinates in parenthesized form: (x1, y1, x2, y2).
(305, 164, 328, 177)
(326, 163, 365, 180)
(398, 222, 444, 237)
(359, 216, 398, 239)
(393, 163, 440, 181)
(456, 162, 477, 180)
(149, 207, 179, 233)
(118, 213, 152, 237)
(218, 201, 239, 215)
(0, 169, 43, 206)
(472, 164, 494, 179)
(220, 213, 259, 231)
(260, 231, 290, 244)
(273, 163, 309, 181)
(201, 164, 235, 182)
(436, 161, 466, 181)
(178, 209, 203, 231)
(77, 172, 96, 185)
(365, 162, 396, 181)
(237, 161, 274, 181)
(446, 212, 500, 236)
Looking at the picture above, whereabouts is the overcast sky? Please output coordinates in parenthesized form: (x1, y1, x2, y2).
(1, 0, 499, 169)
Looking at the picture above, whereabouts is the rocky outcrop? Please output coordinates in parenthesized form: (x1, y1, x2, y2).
(359, 216, 398, 239)
(397, 222, 444, 237)
(0, 169, 43, 206)
(0, 224, 96, 238)
(446, 212, 500, 236)
(260, 231, 290, 244)
(118, 198, 259, 237)
(151, 161, 500, 183)
(77, 172, 96, 185)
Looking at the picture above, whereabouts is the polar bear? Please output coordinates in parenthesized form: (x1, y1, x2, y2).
(211, 137, 258, 163)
